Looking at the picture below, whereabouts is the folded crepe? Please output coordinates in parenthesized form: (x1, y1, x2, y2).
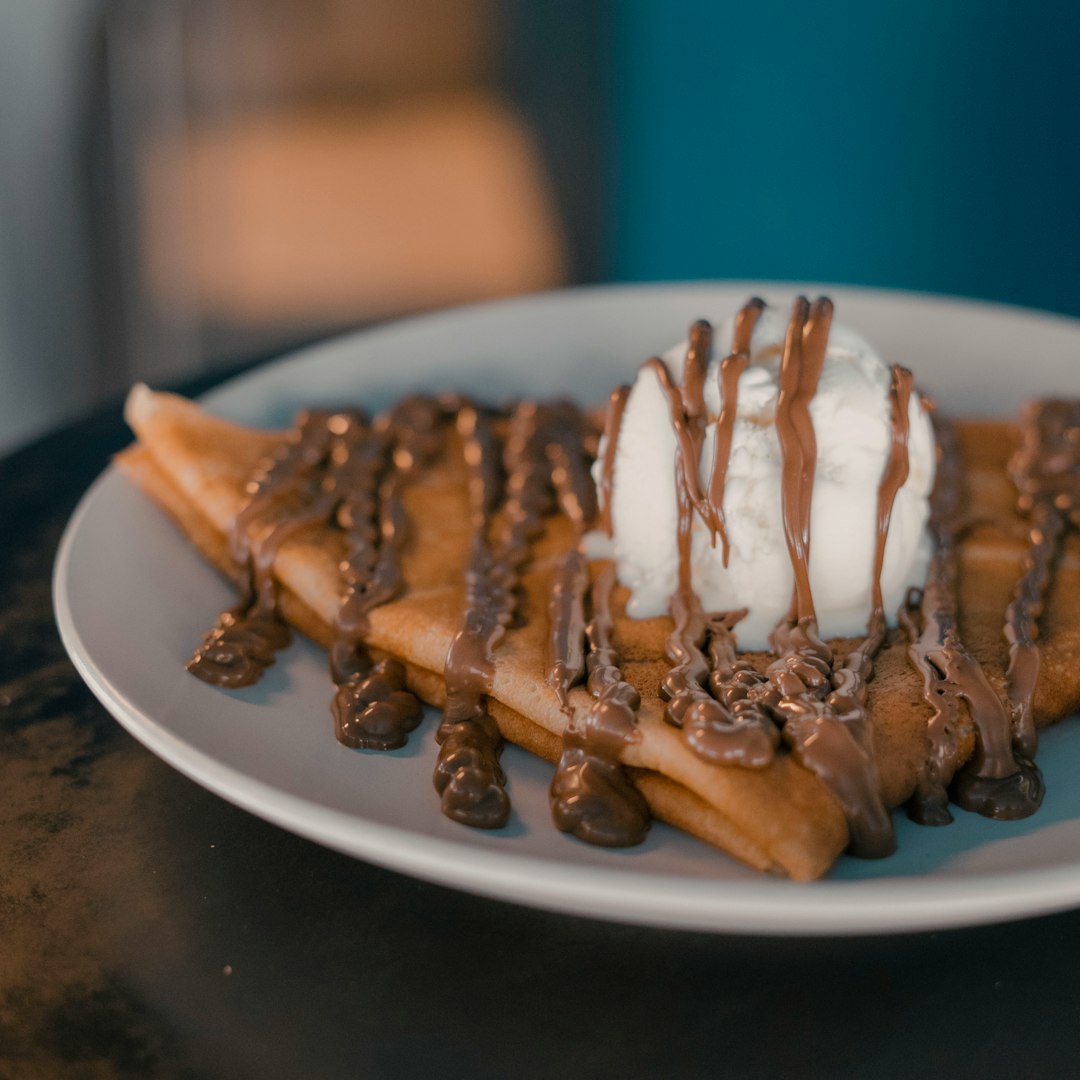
(117, 385, 1080, 881)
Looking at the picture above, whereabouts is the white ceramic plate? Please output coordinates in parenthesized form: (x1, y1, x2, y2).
(54, 283, 1080, 935)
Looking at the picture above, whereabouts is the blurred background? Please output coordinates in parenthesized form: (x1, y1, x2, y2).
(2, 0, 1078, 455)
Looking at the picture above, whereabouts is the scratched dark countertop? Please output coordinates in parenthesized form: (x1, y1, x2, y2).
(3, 371, 1080, 1080)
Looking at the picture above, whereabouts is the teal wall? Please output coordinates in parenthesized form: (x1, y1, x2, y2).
(604, 1, 1080, 316)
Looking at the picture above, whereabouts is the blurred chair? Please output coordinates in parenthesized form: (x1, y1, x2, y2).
(104, 0, 583, 386)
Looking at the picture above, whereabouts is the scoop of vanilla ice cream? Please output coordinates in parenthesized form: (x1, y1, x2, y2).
(594, 304, 936, 650)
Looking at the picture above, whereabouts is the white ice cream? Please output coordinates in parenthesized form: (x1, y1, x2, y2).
(591, 303, 936, 651)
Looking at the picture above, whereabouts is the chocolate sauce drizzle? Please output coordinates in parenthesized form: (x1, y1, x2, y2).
(330, 399, 445, 750)
(435, 402, 591, 827)
(190, 401, 445, 754)
(662, 476, 779, 767)
(901, 417, 1043, 824)
(647, 300, 781, 768)
(546, 549, 589, 714)
(759, 297, 895, 858)
(546, 401, 599, 532)
(640, 297, 918, 853)
(710, 297, 765, 564)
(1005, 400, 1080, 756)
(544, 401, 597, 710)
(546, 403, 648, 845)
(433, 406, 515, 827)
(188, 410, 343, 687)
(597, 386, 630, 537)
(549, 564, 650, 846)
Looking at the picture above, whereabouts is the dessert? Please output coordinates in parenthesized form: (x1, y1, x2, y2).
(595, 299, 936, 647)
(117, 296, 1080, 880)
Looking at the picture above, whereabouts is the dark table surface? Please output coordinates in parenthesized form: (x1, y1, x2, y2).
(5, 370, 1080, 1080)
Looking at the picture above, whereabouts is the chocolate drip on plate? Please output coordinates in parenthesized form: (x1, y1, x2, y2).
(549, 564, 650, 846)
(187, 609, 292, 689)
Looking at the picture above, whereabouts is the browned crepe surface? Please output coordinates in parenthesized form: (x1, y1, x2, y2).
(117, 387, 1080, 881)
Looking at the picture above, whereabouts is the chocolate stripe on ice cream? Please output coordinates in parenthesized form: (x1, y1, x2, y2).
(774, 296, 831, 627)
(1005, 400, 1080, 756)
(597, 385, 630, 538)
(550, 564, 650, 846)
(643, 323, 714, 531)
(873, 367, 914, 617)
(902, 416, 1043, 824)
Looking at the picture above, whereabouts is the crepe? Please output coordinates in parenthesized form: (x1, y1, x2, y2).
(117, 386, 1080, 880)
